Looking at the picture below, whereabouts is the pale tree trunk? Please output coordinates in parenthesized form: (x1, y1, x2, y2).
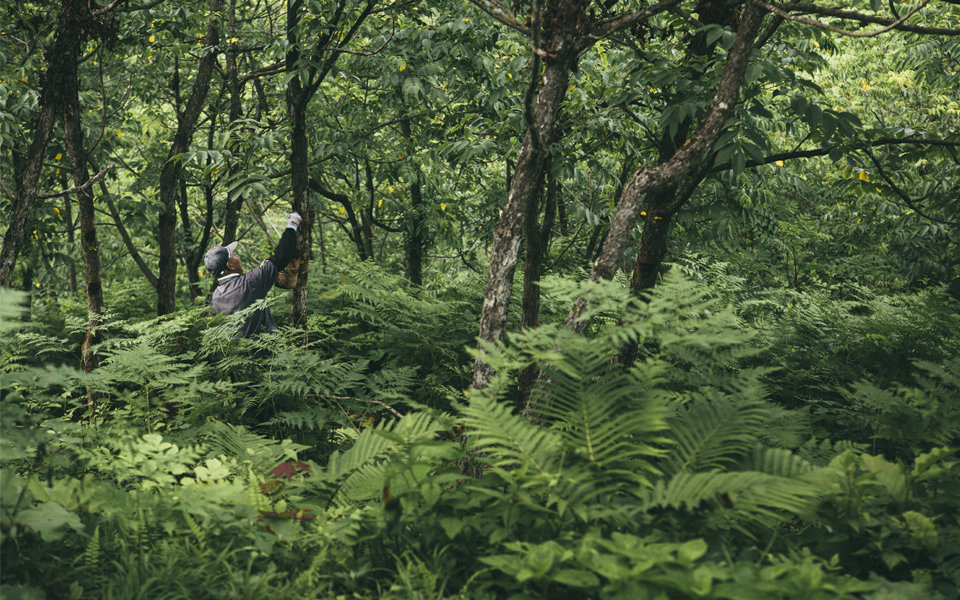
(565, 3, 764, 333)
(59, 168, 78, 294)
(471, 0, 585, 388)
(0, 1, 77, 286)
(156, 0, 222, 315)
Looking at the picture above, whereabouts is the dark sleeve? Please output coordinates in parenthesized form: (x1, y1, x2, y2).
(267, 227, 298, 271)
(245, 260, 279, 300)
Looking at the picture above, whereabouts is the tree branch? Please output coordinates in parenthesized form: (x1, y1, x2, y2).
(757, 0, 960, 36)
(863, 147, 960, 226)
(468, 0, 529, 34)
(588, 0, 682, 42)
(36, 163, 115, 198)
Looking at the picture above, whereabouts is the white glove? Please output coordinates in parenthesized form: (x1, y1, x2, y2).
(286, 212, 302, 230)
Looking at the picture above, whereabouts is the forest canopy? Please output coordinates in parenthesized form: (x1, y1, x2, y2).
(1, 0, 959, 598)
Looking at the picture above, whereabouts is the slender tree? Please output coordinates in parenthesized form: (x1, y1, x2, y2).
(0, 1, 80, 286)
(156, 0, 222, 315)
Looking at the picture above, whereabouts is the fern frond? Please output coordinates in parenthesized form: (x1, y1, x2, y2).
(530, 345, 670, 486)
(460, 393, 562, 474)
(317, 412, 443, 506)
(664, 392, 771, 475)
(640, 469, 822, 522)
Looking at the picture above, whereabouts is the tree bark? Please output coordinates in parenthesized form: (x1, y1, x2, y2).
(0, 2, 77, 286)
(400, 117, 426, 286)
(60, 0, 104, 376)
(221, 0, 244, 245)
(565, 3, 764, 333)
(156, 0, 222, 315)
(472, 0, 588, 388)
(286, 0, 312, 326)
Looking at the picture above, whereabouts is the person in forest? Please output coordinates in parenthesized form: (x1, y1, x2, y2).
(203, 212, 301, 338)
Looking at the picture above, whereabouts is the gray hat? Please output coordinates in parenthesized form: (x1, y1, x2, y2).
(204, 241, 239, 277)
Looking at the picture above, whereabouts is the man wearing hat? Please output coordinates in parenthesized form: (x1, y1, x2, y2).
(204, 212, 302, 338)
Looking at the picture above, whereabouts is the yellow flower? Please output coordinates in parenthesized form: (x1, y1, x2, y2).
(32, 230, 38, 240)
(859, 170, 869, 182)
(640, 211, 647, 217)
(55, 153, 62, 160)
(53, 207, 60, 217)
(775, 160, 784, 167)
(462, 18, 470, 22)
(148, 35, 155, 43)
(378, 198, 383, 207)
(228, 37, 238, 44)
(338, 206, 345, 214)
(440, 203, 446, 211)
(387, 186, 395, 193)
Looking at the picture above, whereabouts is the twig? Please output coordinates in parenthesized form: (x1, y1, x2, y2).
(326, 395, 405, 419)
(862, 147, 960, 226)
(37, 163, 115, 198)
(0, 178, 14, 201)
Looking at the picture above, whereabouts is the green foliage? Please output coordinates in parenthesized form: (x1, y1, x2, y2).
(4, 268, 960, 597)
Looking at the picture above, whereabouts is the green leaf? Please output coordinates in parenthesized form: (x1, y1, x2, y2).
(15, 502, 83, 541)
(551, 569, 600, 588)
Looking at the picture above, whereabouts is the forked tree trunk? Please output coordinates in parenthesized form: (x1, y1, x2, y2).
(565, 3, 764, 333)
(471, 54, 578, 389)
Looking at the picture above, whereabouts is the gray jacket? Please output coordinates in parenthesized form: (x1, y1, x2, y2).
(211, 228, 297, 338)
(212, 261, 279, 338)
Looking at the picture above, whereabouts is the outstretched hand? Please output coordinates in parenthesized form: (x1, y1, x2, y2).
(286, 212, 302, 230)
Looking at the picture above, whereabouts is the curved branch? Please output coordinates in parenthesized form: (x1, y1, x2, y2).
(863, 147, 960, 226)
(588, 0, 682, 43)
(757, 0, 960, 36)
(468, 0, 530, 34)
(728, 137, 960, 171)
(37, 163, 115, 198)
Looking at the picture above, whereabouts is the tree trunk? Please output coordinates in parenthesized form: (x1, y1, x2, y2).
(286, 65, 311, 326)
(565, 3, 763, 333)
(0, 2, 77, 286)
(60, 1, 103, 376)
(472, 55, 578, 389)
(400, 117, 425, 286)
(156, 0, 222, 315)
(59, 168, 78, 294)
(222, 0, 243, 245)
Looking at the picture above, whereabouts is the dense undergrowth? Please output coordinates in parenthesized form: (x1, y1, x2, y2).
(2, 264, 959, 599)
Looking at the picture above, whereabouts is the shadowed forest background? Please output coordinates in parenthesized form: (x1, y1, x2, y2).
(2, 0, 959, 598)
